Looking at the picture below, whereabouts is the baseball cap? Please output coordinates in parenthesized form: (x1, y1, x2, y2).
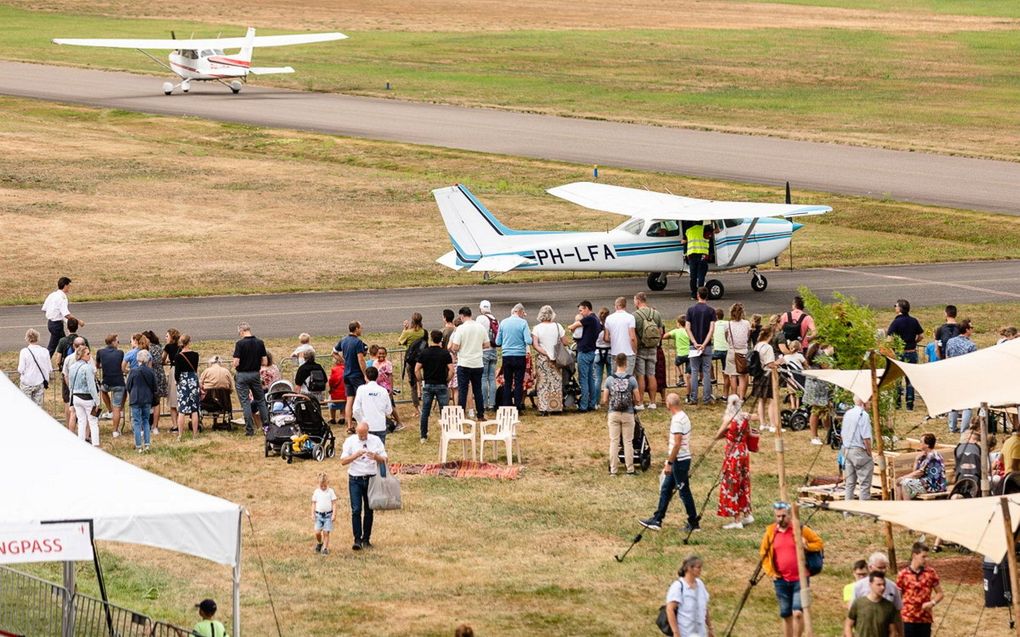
(479, 300, 491, 312)
(196, 599, 217, 614)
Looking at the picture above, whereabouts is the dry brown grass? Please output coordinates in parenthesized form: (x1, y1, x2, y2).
(7, 0, 1019, 32)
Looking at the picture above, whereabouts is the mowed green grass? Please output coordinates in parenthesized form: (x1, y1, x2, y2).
(2, 6, 1020, 159)
(10, 307, 1020, 636)
(746, 0, 1020, 18)
(4, 97, 1020, 305)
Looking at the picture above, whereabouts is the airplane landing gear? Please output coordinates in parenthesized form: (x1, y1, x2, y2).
(181, 80, 190, 93)
(162, 81, 174, 95)
(705, 279, 725, 300)
(646, 272, 668, 292)
(750, 269, 768, 292)
(229, 80, 243, 94)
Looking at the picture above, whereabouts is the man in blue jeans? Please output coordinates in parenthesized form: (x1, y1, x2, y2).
(569, 300, 601, 412)
(415, 330, 454, 442)
(685, 287, 717, 405)
(476, 300, 500, 412)
(339, 422, 388, 551)
(887, 299, 924, 410)
(638, 393, 699, 533)
(232, 322, 269, 436)
(496, 303, 532, 410)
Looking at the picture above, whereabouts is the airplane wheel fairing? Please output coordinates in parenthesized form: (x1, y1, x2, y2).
(646, 272, 667, 291)
(706, 279, 725, 300)
(162, 82, 173, 95)
(751, 273, 768, 292)
(230, 80, 243, 94)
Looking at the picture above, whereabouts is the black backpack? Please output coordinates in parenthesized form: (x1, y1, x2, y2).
(747, 347, 764, 379)
(306, 366, 327, 392)
(405, 334, 428, 367)
(781, 311, 807, 342)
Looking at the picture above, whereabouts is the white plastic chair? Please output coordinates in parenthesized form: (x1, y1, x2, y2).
(480, 406, 521, 466)
(439, 405, 476, 463)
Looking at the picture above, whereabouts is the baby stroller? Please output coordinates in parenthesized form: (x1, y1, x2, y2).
(562, 372, 581, 411)
(264, 391, 335, 463)
(615, 412, 652, 472)
(778, 363, 810, 432)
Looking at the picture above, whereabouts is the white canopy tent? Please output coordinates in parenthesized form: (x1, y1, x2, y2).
(0, 373, 243, 634)
(879, 337, 1020, 416)
(801, 368, 884, 402)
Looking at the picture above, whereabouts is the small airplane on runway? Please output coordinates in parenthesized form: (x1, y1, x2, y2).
(52, 27, 347, 95)
(432, 181, 831, 299)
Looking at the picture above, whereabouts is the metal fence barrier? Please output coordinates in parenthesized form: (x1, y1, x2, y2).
(0, 566, 192, 637)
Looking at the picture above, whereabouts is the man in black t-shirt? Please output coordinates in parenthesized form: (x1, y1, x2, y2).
(232, 321, 269, 436)
(414, 330, 454, 442)
(934, 304, 960, 360)
(568, 300, 602, 412)
(684, 287, 716, 405)
(96, 334, 126, 436)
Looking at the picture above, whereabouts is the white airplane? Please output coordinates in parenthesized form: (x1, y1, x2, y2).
(52, 27, 347, 95)
(432, 181, 831, 299)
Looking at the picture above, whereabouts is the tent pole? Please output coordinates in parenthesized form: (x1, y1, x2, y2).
(61, 561, 75, 637)
(233, 511, 242, 637)
(998, 497, 1020, 637)
(870, 351, 897, 572)
(981, 403, 991, 496)
(771, 367, 813, 635)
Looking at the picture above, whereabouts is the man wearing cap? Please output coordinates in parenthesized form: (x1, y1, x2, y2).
(760, 502, 824, 637)
(476, 300, 499, 412)
(193, 599, 228, 637)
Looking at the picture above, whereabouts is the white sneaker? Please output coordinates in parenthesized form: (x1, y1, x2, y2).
(810, 437, 823, 445)
(741, 515, 755, 525)
(722, 521, 744, 530)
(647, 403, 657, 410)
(634, 404, 645, 411)
(112, 431, 120, 438)
(100, 412, 112, 420)
(152, 427, 159, 436)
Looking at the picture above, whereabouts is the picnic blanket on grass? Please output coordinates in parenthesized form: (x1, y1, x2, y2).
(389, 460, 522, 480)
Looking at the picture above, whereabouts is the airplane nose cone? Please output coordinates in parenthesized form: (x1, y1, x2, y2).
(792, 222, 804, 233)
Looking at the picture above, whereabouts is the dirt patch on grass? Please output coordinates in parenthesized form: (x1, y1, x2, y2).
(8, 0, 1020, 32)
(934, 555, 983, 586)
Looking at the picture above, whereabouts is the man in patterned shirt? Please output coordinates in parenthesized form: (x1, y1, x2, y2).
(895, 542, 943, 637)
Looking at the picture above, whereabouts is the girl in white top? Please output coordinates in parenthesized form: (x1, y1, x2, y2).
(311, 473, 337, 555)
(665, 555, 712, 637)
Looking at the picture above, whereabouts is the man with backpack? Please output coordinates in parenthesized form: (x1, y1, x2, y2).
(778, 296, 815, 349)
(633, 292, 664, 410)
(476, 300, 499, 413)
(934, 305, 960, 360)
(295, 350, 328, 401)
(638, 392, 700, 533)
(602, 353, 641, 476)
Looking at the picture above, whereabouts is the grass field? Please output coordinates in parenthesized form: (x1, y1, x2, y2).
(8, 300, 1019, 635)
(4, 96, 1020, 306)
(1, 4, 1020, 159)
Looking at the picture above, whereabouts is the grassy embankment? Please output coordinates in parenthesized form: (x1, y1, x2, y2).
(1, 5, 1020, 159)
(3, 97, 1020, 305)
(8, 301, 1020, 635)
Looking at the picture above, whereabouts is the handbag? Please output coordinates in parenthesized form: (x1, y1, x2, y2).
(806, 549, 824, 576)
(368, 468, 402, 510)
(655, 604, 673, 635)
(29, 348, 49, 389)
(728, 325, 749, 374)
(554, 341, 574, 369)
(747, 426, 761, 453)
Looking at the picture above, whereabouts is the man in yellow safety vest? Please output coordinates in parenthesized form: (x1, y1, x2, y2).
(684, 222, 710, 299)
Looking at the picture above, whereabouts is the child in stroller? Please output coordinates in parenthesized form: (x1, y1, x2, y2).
(264, 387, 336, 463)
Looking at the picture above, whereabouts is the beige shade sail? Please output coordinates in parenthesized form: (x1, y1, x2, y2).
(829, 495, 1020, 562)
(801, 368, 883, 402)
(879, 338, 1020, 417)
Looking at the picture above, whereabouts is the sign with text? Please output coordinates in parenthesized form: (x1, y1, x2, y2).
(0, 523, 93, 564)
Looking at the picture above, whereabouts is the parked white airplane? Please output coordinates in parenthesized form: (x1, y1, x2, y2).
(433, 182, 831, 298)
(53, 27, 347, 95)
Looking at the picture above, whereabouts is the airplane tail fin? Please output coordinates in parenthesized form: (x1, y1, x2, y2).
(432, 184, 515, 261)
(237, 27, 256, 64)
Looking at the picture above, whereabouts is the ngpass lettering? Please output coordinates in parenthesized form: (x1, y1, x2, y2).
(0, 538, 65, 556)
(534, 244, 616, 266)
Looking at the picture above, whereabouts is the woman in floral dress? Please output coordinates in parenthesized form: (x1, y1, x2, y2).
(715, 394, 754, 530)
(143, 331, 167, 435)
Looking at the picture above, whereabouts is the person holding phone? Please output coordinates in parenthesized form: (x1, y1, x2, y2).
(339, 422, 388, 551)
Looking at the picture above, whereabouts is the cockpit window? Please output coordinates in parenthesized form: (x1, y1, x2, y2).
(722, 218, 744, 229)
(621, 218, 644, 235)
(200, 49, 214, 57)
(646, 219, 680, 237)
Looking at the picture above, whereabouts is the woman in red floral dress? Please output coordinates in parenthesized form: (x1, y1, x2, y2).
(715, 394, 755, 530)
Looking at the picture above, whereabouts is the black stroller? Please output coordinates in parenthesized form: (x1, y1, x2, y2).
(615, 412, 652, 472)
(264, 391, 335, 463)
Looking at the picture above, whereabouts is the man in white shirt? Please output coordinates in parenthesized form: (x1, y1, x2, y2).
(604, 296, 637, 375)
(17, 328, 53, 407)
(639, 393, 700, 533)
(841, 396, 874, 502)
(353, 367, 393, 442)
(41, 276, 83, 357)
(450, 306, 489, 420)
(340, 422, 388, 551)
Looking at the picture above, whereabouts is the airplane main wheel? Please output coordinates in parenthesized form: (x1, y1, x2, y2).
(705, 279, 725, 300)
(162, 81, 173, 95)
(230, 80, 243, 94)
(646, 272, 667, 292)
(751, 273, 768, 292)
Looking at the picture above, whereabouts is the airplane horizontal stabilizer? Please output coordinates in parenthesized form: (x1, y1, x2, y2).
(249, 66, 295, 75)
(436, 251, 464, 271)
(467, 254, 534, 273)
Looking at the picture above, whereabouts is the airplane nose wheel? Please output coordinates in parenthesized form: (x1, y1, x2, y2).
(706, 279, 725, 300)
(751, 272, 768, 292)
(181, 80, 190, 93)
(646, 272, 668, 292)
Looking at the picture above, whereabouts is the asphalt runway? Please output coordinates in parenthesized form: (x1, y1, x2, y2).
(2, 61, 1020, 214)
(2, 261, 1018, 352)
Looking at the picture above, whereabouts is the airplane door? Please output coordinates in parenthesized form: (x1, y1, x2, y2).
(711, 219, 759, 269)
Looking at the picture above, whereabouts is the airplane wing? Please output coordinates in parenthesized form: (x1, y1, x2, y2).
(52, 32, 347, 50)
(547, 182, 831, 221)
(249, 67, 295, 75)
(467, 255, 535, 273)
